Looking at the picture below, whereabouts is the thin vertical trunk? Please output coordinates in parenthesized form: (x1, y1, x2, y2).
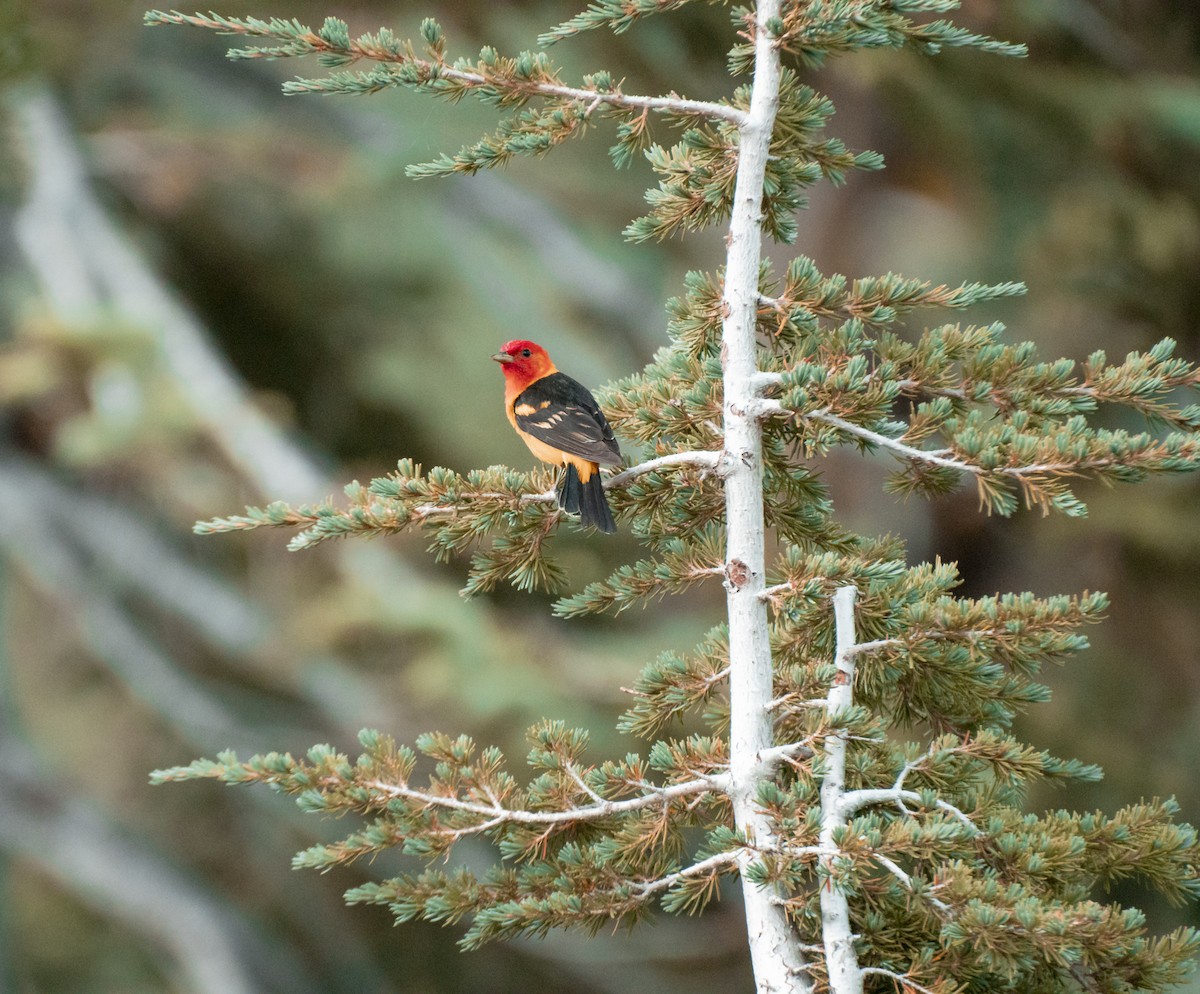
(820, 586, 864, 994)
(721, 3, 810, 992)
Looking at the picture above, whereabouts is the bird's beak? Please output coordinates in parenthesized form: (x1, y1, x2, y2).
(491, 352, 514, 364)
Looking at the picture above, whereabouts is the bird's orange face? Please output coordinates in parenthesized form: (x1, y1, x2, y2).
(491, 340, 556, 384)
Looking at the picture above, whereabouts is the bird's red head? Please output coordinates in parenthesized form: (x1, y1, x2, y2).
(491, 339, 557, 386)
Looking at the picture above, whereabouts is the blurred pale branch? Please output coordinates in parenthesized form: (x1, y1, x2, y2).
(0, 453, 246, 743)
(12, 87, 329, 504)
(0, 450, 397, 734)
(0, 734, 301, 994)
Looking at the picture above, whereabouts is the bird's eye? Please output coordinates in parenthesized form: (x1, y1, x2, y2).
(520, 348, 532, 358)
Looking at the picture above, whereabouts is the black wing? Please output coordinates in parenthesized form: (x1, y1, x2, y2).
(513, 372, 622, 466)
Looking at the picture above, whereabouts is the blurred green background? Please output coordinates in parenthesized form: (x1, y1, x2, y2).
(1, 1, 1198, 991)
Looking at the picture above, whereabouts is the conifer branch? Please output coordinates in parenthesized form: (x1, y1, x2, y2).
(602, 449, 724, 489)
(563, 761, 609, 806)
(838, 786, 977, 834)
(763, 400, 1200, 516)
(144, 11, 747, 124)
(764, 401, 979, 473)
(618, 644, 731, 741)
(844, 638, 898, 656)
(762, 0, 1028, 69)
(365, 773, 725, 827)
(763, 694, 828, 712)
(631, 849, 742, 902)
(755, 274, 1027, 335)
(194, 450, 732, 595)
(539, 0, 710, 45)
(554, 528, 728, 617)
(196, 450, 725, 540)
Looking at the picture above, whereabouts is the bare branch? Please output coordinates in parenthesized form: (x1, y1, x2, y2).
(604, 449, 723, 490)
(630, 850, 742, 901)
(773, 843, 837, 862)
(838, 787, 977, 834)
(764, 694, 829, 713)
(872, 854, 951, 914)
(760, 580, 795, 602)
(365, 774, 726, 827)
(564, 761, 609, 807)
(861, 967, 938, 994)
(839, 741, 979, 832)
(518, 77, 749, 126)
(413, 489, 557, 516)
(758, 740, 816, 767)
(845, 638, 901, 657)
(411, 450, 724, 517)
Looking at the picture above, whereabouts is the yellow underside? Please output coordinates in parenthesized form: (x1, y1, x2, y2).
(506, 405, 595, 480)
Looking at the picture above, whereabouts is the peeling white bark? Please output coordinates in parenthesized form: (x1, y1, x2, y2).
(721, 2, 811, 992)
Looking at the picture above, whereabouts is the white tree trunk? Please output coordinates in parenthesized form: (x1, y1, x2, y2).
(820, 586, 865, 994)
(721, 3, 811, 992)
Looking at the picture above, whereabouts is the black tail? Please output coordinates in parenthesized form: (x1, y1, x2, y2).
(557, 465, 582, 514)
(558, 464, 616, 534)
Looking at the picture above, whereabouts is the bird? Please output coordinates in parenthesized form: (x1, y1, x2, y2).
(491, 339, 621, 533)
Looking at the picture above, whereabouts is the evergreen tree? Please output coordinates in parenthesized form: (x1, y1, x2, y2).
(146, 4, 1200, 992)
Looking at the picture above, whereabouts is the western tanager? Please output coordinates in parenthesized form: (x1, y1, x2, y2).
(492, 340, 620, 533)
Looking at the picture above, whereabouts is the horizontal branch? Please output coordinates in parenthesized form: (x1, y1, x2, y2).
(631, 850, 741, 900)
(774, 841, 954, 915)
(399, 450, 724, 508)
(763, 401, 1169, 484)
(837, 741, 979, 836)
(774, 843, 837, 861)
(763, 694, 828, 713)
(408, 450, 724, 513)
(837, 786, 977, 833)
(759, 580, 793, 602)
(522, 849, 743, 925)
(896, 377, 967, 401)
(413, 490, 556, 517)
(196, 449, 726, 543)
(365, 773, 727, 828)
(145, 11, 748, 125)
(861, 967, 938, 994)
(603, 449, 723, 490)
(751, 368, 785, 392)
(844, 637, 901, 656)
(779, 403, 978, 474)
(517, 77, 747, 126)
(758, 740, 816, 766)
